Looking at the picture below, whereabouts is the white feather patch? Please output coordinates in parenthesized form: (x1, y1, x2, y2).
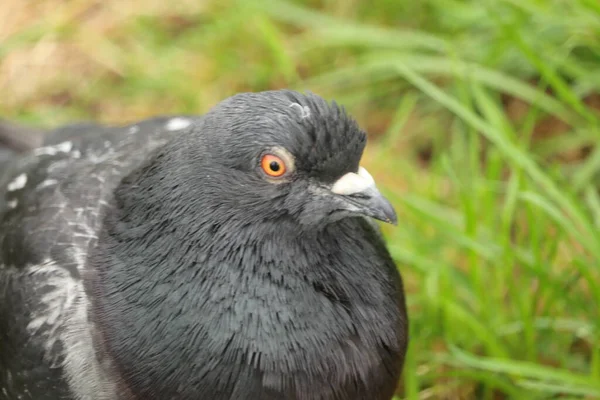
(33, 141, 73, 157)
(165, 118, 192, 131)
(36, 179, 58, 190)
(24, 259, 119, 399)
(7, 173, 27, 191)
(289, 102, 311, 119)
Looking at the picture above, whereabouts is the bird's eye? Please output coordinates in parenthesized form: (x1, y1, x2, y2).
(261, 154, 287, 178)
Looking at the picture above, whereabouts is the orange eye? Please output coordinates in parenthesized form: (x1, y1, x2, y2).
(261, 154, 287, 177)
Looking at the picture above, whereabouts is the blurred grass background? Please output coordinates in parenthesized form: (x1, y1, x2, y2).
(2, 0, 600, 399)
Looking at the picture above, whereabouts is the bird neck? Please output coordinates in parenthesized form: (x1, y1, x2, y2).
(86, 199, 351, 398)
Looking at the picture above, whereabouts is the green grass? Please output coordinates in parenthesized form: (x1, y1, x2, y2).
(2, 0, 600, 398)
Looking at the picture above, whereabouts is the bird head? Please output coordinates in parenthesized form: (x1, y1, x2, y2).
(174, 90, 397, 229)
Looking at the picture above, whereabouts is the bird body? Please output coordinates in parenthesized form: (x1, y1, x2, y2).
(0, 90, 407, 400)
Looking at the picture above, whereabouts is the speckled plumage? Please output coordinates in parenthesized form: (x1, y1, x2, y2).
(0, 90, 408, 400)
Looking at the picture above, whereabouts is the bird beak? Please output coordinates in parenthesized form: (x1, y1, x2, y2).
(331, 167, 398, 225)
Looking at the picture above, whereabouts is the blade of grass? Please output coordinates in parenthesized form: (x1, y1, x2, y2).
(572, 146, 600, 192)
(443, 301, 510, 358)
(450, 345, 600, 391)
(584, 186, 600, 228)
(517, 379, 600, 397)
(253, 15, 299, 83)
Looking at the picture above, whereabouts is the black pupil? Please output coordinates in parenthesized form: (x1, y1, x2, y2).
(269, 161, 281, 172)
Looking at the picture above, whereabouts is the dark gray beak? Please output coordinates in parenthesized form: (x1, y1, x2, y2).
(331, 167, 398, 225)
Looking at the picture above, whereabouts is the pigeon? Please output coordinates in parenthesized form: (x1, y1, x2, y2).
(0, 90, 408, 400)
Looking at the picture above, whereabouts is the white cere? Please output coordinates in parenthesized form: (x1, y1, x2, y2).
(165, 118, 192, 131)
(7, 173, 27, 191)
(289, 102, 311, 119)
(357, 166, 375, 186)
(331, 167, 376, 196)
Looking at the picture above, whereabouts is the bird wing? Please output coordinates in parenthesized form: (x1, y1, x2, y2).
(0, 116, 198, 399)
